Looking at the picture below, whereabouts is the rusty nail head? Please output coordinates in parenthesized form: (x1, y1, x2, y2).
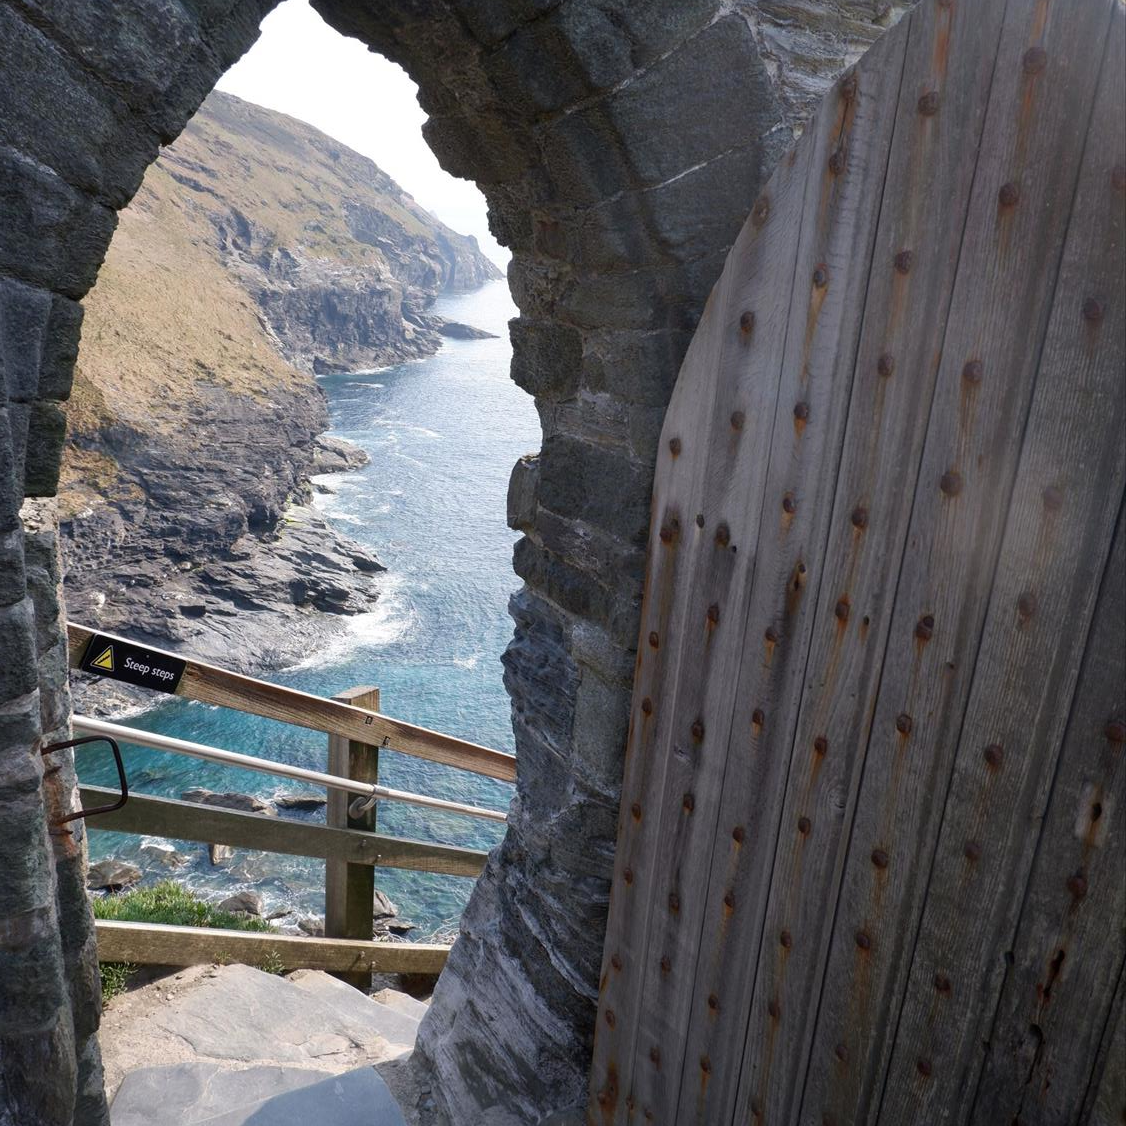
(962, 359, 983, 384)
(1106, 719, 1126, 743)
(623, 867, 634, 884)
(668, 892, 680, 913)
(752, 707, 765, 727)
(814, 736, 829, 756)
(696, 513, 706, 528)
(783, 492, 797, 514)
(691, 718, 705, 742)
(605, 1009, 616, 1027)
(835, 598, 850, 622)
(933, 971, 952, 993)
(813, 265, 829, 289)
(798, 815, 812, 836)
(1017, 591, 1037, 618)
(733, 825, 746, 843)
(660, 954, 672, 973)
(1067, 871, 1088, 899)
(683, 792, 695, 813)
(896, 713, 913, 735)
(768, 999, 781, 1019)
(597, 1090, 610, 1108)
(740, 310, 756, 335)
(631, 801, 642, 820)
(1042, 485, 1063, 510)
(829, 148, 846, 175)
(964, 840, 982, 861)
(611, 953, 622, 971)
(752, 197, 770, 227)
(916, 614, 934, 640)
(731, 410, 745, 431)
(940, 471, 962, 496)
(668, 436, 682, 455)
(641, 697, 653, 715)
(780, 930, 793, 949)
(707, 603, 720, 623)
(708, 993, 719, 1011)
(998, 181, 1020, 207)
(1082, 297, 1104, 323)
(835, 1043, 849, 1063)
(877, 352, 895, 377)
(917, 1058, 933, 1078)
(660, 525, 674, 544)
(724, 889, 735, 909)
(917, 91, 940, 115)
(871, 848, 889, 869)
(794, 401, 811, 421)
(765, 626, 779, 644)
(648, 631, 659, 648)
(700, 1056, 711, 1074)
(650, 1046, 661, 1065)
(1022, 46, 1047, 74)
(856, 930, 872, 950)
(851, 506, 869, 529)
(716, 522, 731, 546)
(984, 743, 1004, 769)
(841, 74, 858, 102)
(894, 249, 914, 274)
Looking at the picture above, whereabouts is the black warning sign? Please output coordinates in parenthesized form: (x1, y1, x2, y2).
(79, 634, 186, 694)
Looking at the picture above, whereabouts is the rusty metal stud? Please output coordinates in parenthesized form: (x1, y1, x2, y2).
(998, 181, 1020, 207)
(829, 148, 847, 176)
(852, 506, 869, 529)
(650, 1045, 661, 1066)
(682, 792, 695, 814)
(597, 1090, 611, 1109)
(780, 930, 793, 949)
(691, 718, 705, 742)
(668, 892, 680, 913)
(814, 736, 829, 756)
(605, 1009, 616, 1028)
(916, 614, 935, 641)
(964, 840, 982, 861)
(707, 603, 720, 624)
(894, 249, 914, 274)
(1042, 485, 1064, 510)
(840, 73, 858, 102)
(752, 707, 765, 727)
(611, 953, 622, 971)
(731, 410, 745, 431)
(896, 713, 913, 735)
(695, 513, 705, 528)
(660, 954, 672, 973)
(1106, 720, 1126, 743)
(835, 1043, 849, 1063)
(752, 197, 770, 227)
(641, 697, 653, 715)
(1082, 297, 1104, 324)
(631, 801, 642, 821)
(623, 867, 634, 885)
(917, 1058, 933, 1078)
(984, 743, 1004, 769)
(668, 436, 682, 455)
(659, 525, 674, 544)
(708, 993, 720, 1012)
(812, 264, 829, 289)
(794, 401, 811, 422)
(962, 359, 983, 384)
(740, 310, 756, 336)
(648, 631, 659, 649)
(783, 492, 798, 514)
(940, 471, 962, 496)
(835, 598, 850, 622)
(877, 352, 895, 377)
(1017, 591, 1037, 619)
(871, 848, 889, 869)
(723, 889, 735, 910)
(1022, 46, 1047, 74)
(733, 825, 746, 843)
(700, 1056, 712, 1075)
(715, 522, 731, 547)
(1067, 871, 1088, 900)
(768, 999, 781, 1019)
(798, 815, 812, 836)
(917, 91, 940, 115)
(751, 1099, 764, 1120)
(933, 972, 952, 994)
(765, 626, 780, 644)
(855, 930, 872, 950)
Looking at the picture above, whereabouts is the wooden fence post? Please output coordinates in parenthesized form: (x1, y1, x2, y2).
(325, 685, 380, 989)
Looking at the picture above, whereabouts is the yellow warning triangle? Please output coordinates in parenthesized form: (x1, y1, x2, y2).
(91, 645, 114, 672)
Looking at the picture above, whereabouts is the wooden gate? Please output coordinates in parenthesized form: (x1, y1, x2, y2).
(588, 0, 1125, 1122)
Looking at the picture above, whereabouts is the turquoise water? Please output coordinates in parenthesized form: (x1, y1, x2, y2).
(81, 280, 539, 938)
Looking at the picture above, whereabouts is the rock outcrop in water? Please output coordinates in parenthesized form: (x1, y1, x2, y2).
(59, 91, 500, 698)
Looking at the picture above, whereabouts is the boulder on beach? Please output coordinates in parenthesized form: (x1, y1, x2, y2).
(87, 859, 142, 892)
(181, 789, 275, 816)
(273, 793, 328, 811)
(218, 891, 264, 917)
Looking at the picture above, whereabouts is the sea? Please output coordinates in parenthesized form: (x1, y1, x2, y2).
(80, 279, 540, 940)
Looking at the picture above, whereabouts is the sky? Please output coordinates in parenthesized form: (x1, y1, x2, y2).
(216, 0, 508, 267)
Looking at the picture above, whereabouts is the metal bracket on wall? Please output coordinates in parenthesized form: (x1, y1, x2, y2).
(40, 734, 129, 829)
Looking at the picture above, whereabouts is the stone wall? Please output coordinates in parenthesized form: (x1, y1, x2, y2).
(0, 2, 908, 1122)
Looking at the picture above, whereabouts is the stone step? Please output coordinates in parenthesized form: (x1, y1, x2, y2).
(286, 969, 421, 1050)
(110, 1062, 406, 1125)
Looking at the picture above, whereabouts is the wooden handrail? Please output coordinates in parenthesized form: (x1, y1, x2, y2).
(67, 623, 516, 782)
(79, 786, 488, 878)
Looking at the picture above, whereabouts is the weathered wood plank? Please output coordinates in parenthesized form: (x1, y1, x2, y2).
(67, 623, 515, 782)
(639, 22, 911, 1124)
(94, 919, 449, 975)
(587, 117, 816, 1123)
(873, 10, 1125, 1118)
(325, 686, 380, 988)
(1085, 966, 1126, 1126)
(966, 513, 1125, 1125)
(78, 785, 487, 877)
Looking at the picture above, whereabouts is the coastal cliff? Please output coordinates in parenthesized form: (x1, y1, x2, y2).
(60, 90, 500, 692)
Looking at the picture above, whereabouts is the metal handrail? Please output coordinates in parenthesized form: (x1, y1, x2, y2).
(72, 715, 508, 824)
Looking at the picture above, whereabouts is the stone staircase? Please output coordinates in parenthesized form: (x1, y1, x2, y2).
(101, 964, 428, 1125)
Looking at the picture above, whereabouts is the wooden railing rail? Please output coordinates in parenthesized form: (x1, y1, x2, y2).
(67, 623, 516, 782)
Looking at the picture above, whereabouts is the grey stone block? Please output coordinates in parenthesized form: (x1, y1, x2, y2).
(0, 276, 51, 403)
(507, 453, 540, 531)
(38, 295, 84, 402)
(0, 527, 27, 608)
(22, 400, 68, 497)
(109, 1063, 406, 1126)
(510, 318, 583, 400)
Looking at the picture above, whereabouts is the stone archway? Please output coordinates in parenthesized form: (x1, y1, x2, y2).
(0, 3, 905, 1122)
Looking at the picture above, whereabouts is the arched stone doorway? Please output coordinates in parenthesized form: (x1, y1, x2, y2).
(0, 2, 903, 1121)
